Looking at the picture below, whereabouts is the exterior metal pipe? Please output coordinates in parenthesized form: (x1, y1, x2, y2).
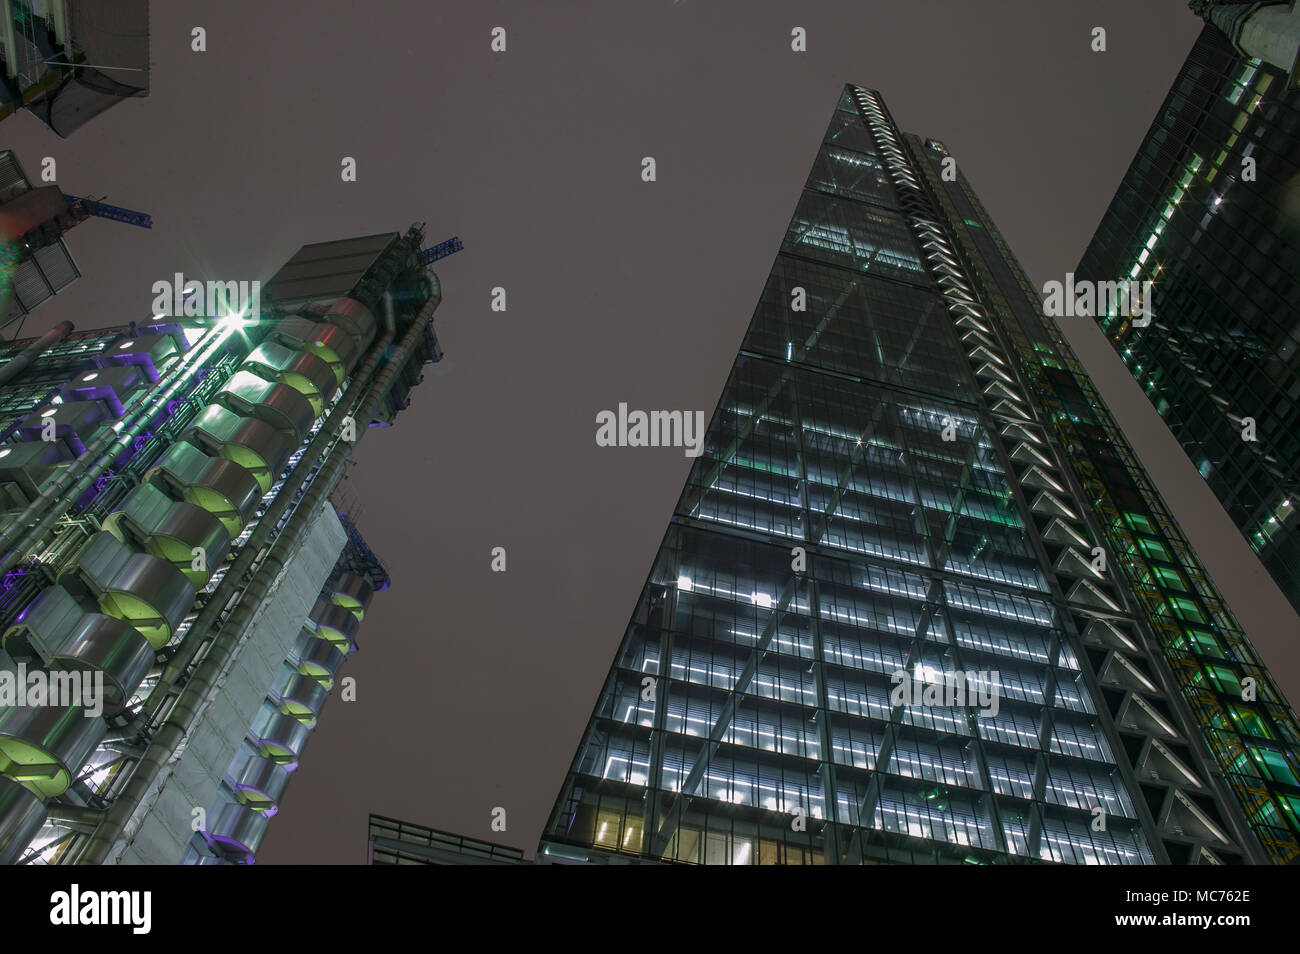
(0, 320, 74, 389)
(0, 324, 231, 576)
(78, 294, 435, 864)
(45, 804, 105, 825)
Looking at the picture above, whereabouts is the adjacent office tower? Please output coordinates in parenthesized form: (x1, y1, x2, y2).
(367, 815, 529, 866)
(0, 226, 445, 864)
(1077, 19, 1300, 615)
(0, 1, 149, 136)
(0, 150, 81, 329)
(539, 86, 1300, 865)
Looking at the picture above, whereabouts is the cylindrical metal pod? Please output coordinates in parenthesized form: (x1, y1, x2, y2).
(330, 572, 374, 620)
(0, 775, 47, 865)
(105, 557, 195, 649)
(146, 441, 262, 537)
(45, 614, 154, 714)
(59, 533, 195, 650)
(208, 802, 269, 860)
(214, 371, 316, 442)
(242, 341, 339, 415)
(290, 634, 345, 689)
(231, 756, 291, 810)
(0, 702, 106, 799)
(271, 665, 328, 723)
(249, 706, 311, 765)
(317, 297, 378, 357)
(103, 483, 231, 588)
(2, 585, 83, 659)
(271, 319, 359, 382)
(309, 602, 359, 652)
(183, 405, 294, 494)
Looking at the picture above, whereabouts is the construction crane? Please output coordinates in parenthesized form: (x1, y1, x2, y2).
(8, 192, 151, 256)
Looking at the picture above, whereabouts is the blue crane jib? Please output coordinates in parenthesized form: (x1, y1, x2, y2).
(418, 236, 463, 265)
(63, 195, 153, 230)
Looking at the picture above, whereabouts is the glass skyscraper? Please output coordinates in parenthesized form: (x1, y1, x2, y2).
(1077, 22, 1300, 616)
(538, 85, 1300, 866)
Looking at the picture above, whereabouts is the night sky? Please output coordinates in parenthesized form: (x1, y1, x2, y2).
(4, 1, 1296, 864)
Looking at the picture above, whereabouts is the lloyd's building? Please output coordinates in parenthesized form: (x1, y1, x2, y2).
(0, 226, 446, 864)
(538, 86, 1300, 866)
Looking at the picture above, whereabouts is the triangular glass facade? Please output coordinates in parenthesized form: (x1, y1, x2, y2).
(539, 86, 1299, 865)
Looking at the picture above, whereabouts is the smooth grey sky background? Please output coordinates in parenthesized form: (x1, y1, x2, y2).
(4, 0, 1294, 864)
